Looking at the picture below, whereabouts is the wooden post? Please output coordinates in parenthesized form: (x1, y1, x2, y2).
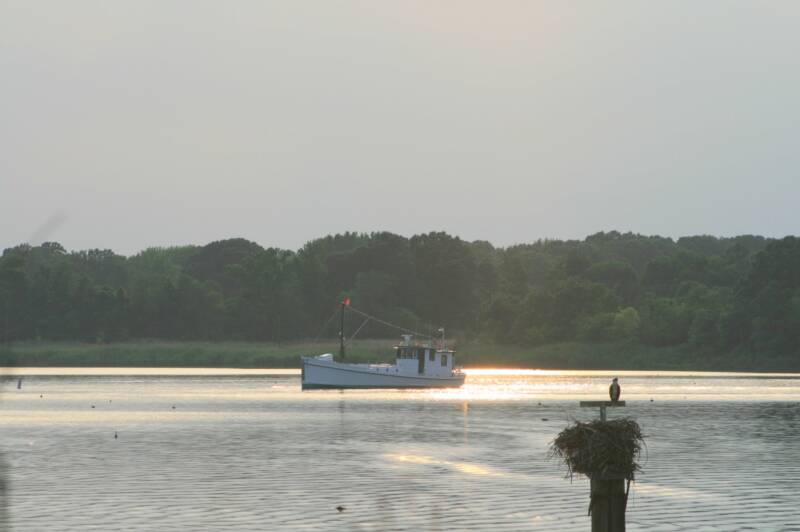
(590, 474, 627, 532)
(579, 401, 627, 532)
(579, 400, 626, 419)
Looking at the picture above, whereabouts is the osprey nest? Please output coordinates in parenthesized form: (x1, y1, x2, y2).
(550, 418, 644, 480)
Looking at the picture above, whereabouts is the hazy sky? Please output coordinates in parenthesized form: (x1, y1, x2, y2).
(2, 2, 799, 255)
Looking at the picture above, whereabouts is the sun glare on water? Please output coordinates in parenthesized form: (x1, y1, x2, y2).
(462, 368, 563, 376)
(385, 453, 501, 477)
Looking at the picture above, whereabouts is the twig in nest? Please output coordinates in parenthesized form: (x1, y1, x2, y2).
(549, 418, 644, 480)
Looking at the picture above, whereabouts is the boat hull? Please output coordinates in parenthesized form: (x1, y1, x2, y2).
(301, 358, 465, 390)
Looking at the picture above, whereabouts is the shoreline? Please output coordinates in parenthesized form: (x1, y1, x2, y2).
(2, 366, 799, 378)
(1, 339, 797, 373)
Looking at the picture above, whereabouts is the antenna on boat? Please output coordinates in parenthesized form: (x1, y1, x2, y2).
(438, 327, 445, 350)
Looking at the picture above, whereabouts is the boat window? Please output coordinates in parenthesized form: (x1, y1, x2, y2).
(441, 354, 448, 367)
(429, 350, 435, 361)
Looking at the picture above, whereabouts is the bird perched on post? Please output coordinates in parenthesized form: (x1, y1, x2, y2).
(609, 378, 621, 402)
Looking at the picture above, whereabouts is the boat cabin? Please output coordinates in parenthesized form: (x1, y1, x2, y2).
(395, 334, 456, 377)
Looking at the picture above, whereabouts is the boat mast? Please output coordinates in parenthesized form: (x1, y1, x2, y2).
(339, 299, 347, 361)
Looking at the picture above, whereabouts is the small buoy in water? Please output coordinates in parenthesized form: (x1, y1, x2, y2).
(91, 405, 95, 408)
(650, 398, 654, 402)
(336, 506, 345, 513)
(537, 402, 542, 406)
(171, 405, 176, 410)
(17, 378, 22, 389)
(114, 431, 118, 439)
(541, 418, 549, 421)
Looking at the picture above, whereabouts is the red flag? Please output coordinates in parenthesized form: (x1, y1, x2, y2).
(343, 297, 351, 306)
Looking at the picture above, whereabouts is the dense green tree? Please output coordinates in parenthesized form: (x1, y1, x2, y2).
(613, 307, 641, 339)
(185, 238, 262, 296)
(2, 231, 798, 369)
(410, 232, 477, 329)
(688, 309, 720, 350)
(583, 261, 639, 305)
(721, 237, 800, 358)
(0, 253, 30, 341)
(225, 248, 306, 341)
(638, 296, 692, 346)
(71, 249, 127, 287)
(584, 231, 676, 274)
(513, 278, 619, 343)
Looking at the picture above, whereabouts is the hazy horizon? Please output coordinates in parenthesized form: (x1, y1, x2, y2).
(3, 2, 799, 255)
(1, 227, 791, 257)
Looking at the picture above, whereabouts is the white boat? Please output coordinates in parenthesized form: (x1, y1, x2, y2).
(301, 303, 465, 390)
(302, 335, 465, 389)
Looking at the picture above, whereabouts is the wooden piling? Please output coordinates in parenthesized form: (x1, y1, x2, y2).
(552, 401, 641, 532)
(580, 401, 628, 532)
(590, 473, 627, 532)
(579, 400, 626, 422)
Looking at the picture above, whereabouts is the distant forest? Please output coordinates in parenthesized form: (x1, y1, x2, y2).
(1, 231, 799, 368)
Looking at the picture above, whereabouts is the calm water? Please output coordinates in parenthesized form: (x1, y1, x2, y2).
(2, 368, 800, 531)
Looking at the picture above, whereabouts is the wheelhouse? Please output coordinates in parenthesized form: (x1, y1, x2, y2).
(395, 334, 456, 377)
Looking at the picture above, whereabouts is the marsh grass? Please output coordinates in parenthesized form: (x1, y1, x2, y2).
(457, 341, 696, 370)
(0, 339, 791, 371)
(0, 339, 395, 368)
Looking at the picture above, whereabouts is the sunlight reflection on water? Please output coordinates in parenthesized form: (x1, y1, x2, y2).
(1, 368, 799, 530)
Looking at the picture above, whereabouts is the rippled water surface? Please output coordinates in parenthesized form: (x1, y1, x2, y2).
(2, 368, 800, 531)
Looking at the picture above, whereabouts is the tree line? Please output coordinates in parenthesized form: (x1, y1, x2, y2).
(0, 231, 798, 367)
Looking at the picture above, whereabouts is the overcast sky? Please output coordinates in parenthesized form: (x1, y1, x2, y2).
(2, 2, 798, 255)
